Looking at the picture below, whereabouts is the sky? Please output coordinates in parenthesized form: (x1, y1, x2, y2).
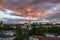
(0, 0, 60, 24)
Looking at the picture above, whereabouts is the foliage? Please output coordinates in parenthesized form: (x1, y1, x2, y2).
(15, 26, 29, 40)
(30, 23, 60, 36)
(0, 23, 60, 40)
(0, 24, 14, 30)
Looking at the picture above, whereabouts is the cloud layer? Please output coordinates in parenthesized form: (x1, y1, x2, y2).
(0, 0, 60, 23)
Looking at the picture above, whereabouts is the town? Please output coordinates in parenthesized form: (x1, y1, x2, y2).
(0, 21, 60, 40)
(0, 0, 60, 40)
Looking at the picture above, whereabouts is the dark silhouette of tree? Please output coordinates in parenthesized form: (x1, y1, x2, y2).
(39, 23, 42, 27)
(15, 25, 29, 40)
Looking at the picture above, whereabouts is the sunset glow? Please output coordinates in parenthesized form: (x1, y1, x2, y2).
(25, 8, 32, 13)
(0, 4, 4, 9)
(35, 12, 42, 17)
(0, 0, 60, 24)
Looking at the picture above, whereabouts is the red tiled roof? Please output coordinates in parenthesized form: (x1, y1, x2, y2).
(33, 36, 60, 40)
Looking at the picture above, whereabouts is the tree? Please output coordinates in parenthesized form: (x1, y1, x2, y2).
(14, 26, 23, 40)
(15, 25, 29, 40)
(39, 23, 42, 27)
(36, 27, 48, 36)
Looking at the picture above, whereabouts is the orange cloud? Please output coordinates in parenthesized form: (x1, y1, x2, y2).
(28, 16, 33, 18)
(0, 3, 5, 9)
(34, 10, 53, 17)
(15, 11, 22, 16)
(57, 3, 60, 6)
(25, 7, 32, 13)
(35, 12, 42, 17)
(43, 10, 53, 15)
(37, 10, 53, 17)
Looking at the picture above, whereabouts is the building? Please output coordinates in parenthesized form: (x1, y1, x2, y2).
(0, 30, 15, 40)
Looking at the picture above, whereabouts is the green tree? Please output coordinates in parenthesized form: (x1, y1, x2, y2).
(39, 23, 42, 27)
(36, 27, 47, 36)
(15, 25, 29, 40)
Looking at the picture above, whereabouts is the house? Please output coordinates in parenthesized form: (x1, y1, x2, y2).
(0, 30, 15, 40)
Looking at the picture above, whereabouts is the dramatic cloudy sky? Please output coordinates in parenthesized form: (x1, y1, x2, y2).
(0, 0, 60, 24)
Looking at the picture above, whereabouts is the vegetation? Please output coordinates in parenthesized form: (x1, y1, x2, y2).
(0, 24, 14, 30)
(14, 26, 29, 40)
(0, 23, 60, 40)
(29, 23, 60, 36)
